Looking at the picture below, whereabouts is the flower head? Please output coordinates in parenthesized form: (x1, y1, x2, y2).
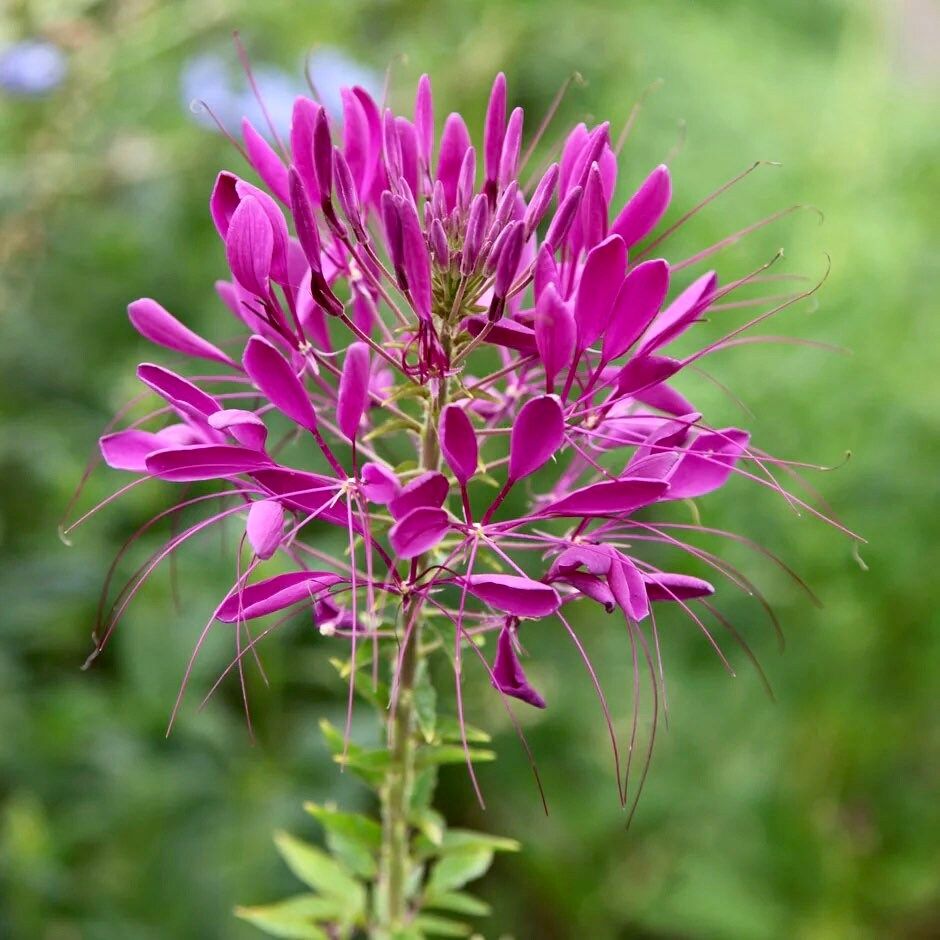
(70, 66, 854, 806)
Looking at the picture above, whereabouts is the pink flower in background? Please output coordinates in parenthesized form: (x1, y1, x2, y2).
(68, 67, 855, 806)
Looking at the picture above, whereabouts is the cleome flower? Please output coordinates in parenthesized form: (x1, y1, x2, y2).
(69, 68, 856, 807)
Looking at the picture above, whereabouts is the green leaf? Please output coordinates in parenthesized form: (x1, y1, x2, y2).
(412, 807, 446, 849)
(273, 832, 366, 917)
(426, 848, 494, 896)
(438, 829, 520, 854)
(413, 914, 472, 937)
(234, 895, 334, 939)
(435, 717, 491, 744)
(424, 891, 491, 917)
(414, 661, 437, 744)
(409, 765, 438, 816)
(318, 719, 391, 786)
(415, 745, 496, 768)
(364, 416, 422, 441)
(304, 802, 381, 879)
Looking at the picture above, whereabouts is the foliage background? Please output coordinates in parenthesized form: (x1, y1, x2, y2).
(1, 0, 938, 937)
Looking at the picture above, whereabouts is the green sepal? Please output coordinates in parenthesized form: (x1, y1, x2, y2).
(304, 802, 382, 879)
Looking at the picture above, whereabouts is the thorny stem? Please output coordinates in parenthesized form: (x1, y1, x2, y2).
(377, 331, 451, 935)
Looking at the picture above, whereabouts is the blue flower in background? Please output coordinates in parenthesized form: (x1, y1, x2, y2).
(180, 47, 380, 141)
(0, 39, 67, 96)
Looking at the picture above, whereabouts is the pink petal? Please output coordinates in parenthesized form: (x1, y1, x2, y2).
(242, 117, 290, 204)
(337, 342, 371, 441)
(209, 171, 240, 239)
(360, 462, 401, 504)
(250, 467, 356, 531)
(389, 471, 449, 519)
(637, 270, 717, 356)
(388, 506, 450, 559)
(465, 316, 537, 355)
(145, 444, 272, 481)
(483, 72, 507, 185)
(436, 112, 471, 210)
(614, 355, 683, 398)
(137, 363, 220, 419)
(225, 196, 273, 297)
(290, 97, 321, 202)
(207, 409, 268, 450)
(644, 572, 715, 601)
(539, 478, 669, 516)
(610, 164, 672, 248)
(534, 283, 576, 391)
(509, 394, 565, 481)
(491, 625, 546, 708)
(440, 404, 478, 486)
(127, 298, 235, 367)
(99, 429, 168, 472)
(462, 574, 560, 618)
(414, 74, 434, 169)
(246, 499, 284, 560)
(216, 570, 344, 622)
(666, 428, 750, 499)
(574, 234, 627, 351)
(243, 336, 318, 433)
(602, 258, 670, 363)
(607, 553, 650, 621)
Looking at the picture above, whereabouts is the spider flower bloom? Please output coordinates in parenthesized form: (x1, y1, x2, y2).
(73, 69, 851, 802)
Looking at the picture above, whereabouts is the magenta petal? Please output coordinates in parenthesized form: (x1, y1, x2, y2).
(483, 72, 507, 184)
(610, 164, 672, 248)
(243, 336, 318, 433)
(539, 478, 669, 517)
(233, 180, 291, 285)
(250, 467, 356, 531)
(644, 572, 715, 601)
(634, 382, 697, 417)
(550, 544, 612, 576)
(388, 506, 450, 559)
(558, 571, 616, 612)
(534, 283, 576, 390)
(465, 316, 537, 355)
(667, 428, 750, 499)
(337, 342, 371, 441)
(602, 258, 670, 363)
(615, 355, 683, 398)
(209, 171, 240, 239)
(574, 234, 627, 351)
(246, 499, 284, 560)
(508, 394, 565, 481)
(398, 198, 432, 320)
(216, 570, 343, 623)
(127, 298, 235, 367)
(608, 553, 650, 621)
(389, 471, 449, 519)
(137, 363, 220, 419)
(99, 429, 167, 472)
(414, 74, 434, 168)
(436, 112, 471, 210)
(360, 462, 401, 504)
(638, 270, 717, 356)
(491, 625, 546, 708)
(207, 409, 268, 450)
(242, 117, 290, 204)
(497, 106, 524, 190)
(145, 444, 272, 481)
(225, 195, 274, 297)
(439, 404, 478, 486)
(290, 97, 321, 202)
(463, 574, 560, 618)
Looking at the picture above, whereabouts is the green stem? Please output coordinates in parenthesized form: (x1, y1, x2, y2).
(376, 340, 450, 936)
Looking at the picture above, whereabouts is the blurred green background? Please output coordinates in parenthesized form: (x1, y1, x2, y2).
(1, 0, 938, 937)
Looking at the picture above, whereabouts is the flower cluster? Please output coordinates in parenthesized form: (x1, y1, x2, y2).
(75, 70, 841, 801)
